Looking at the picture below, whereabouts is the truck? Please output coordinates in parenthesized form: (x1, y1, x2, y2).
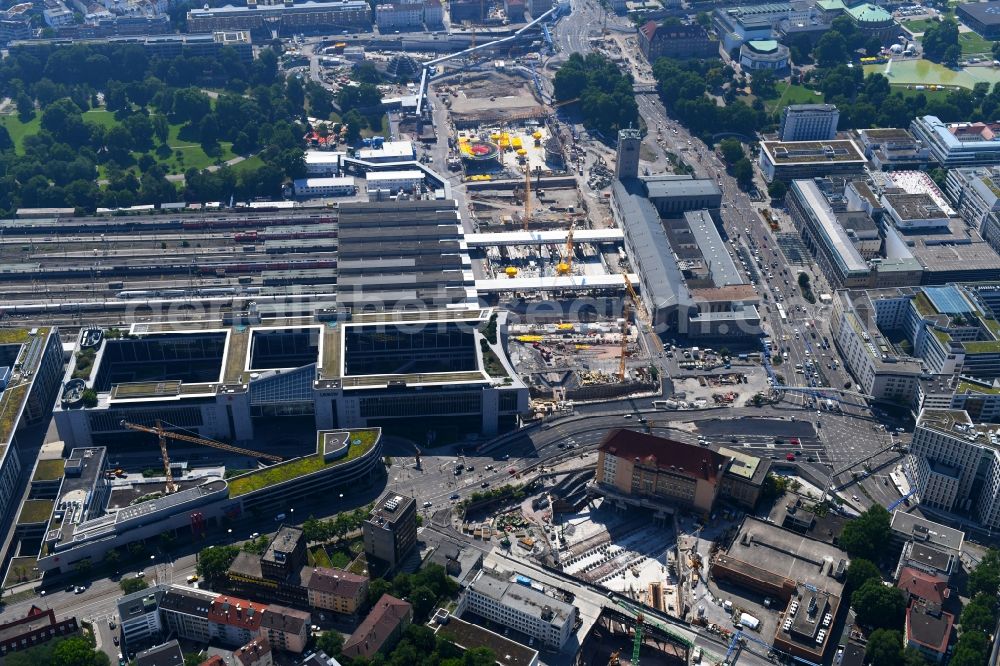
(739, 613, 760, 631)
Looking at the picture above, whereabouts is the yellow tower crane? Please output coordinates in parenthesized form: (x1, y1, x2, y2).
(120, 420, 283, 494)
(619, 297, 630, 382)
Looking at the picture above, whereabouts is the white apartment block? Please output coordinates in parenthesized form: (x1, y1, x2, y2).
(304, 150, 345, 176)
(376, 2, 423, 28)
(458, 572, 577, 650)
(910, 408, 1000, 529)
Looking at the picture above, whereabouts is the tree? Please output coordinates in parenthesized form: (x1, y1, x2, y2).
(968, 548, 1000, 597)
(316, 630, 344, 657)
(865, 629, 902, 665)
(851, 579, 906, 630)
(839, 505, 891, 561)
(16, 93, 35, 122)
(814, 32, 849, 68)
(120, 577, 149, 594)
(342, 109, 366, 143)
(52, 636, 110, 666)
(767, 179, 787, 201)
(196, 544, 239, 584)
(732, 157, 753, 190)
(902, 647, 930, 666)
(950, 631, 989, 666)
(845, 558, 882, 596)
(922, 19, 960, 63)
(719, 138, 744, 164)
(959, 593, 997, 635)
(0, 125, 13, 153)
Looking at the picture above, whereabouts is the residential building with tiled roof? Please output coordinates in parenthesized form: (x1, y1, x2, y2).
(303, 567, 369, 615)
(259, 605, 310, 654)
(342, 594, 412, 660)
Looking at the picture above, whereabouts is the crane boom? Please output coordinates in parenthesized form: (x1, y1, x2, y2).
(121, 420, 283, 494)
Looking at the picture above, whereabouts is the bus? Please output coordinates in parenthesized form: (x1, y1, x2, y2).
(777, 304, 788, 322)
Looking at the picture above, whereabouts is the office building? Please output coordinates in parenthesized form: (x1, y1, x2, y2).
(375, 2, 423, 29)
(433, 615, 539, 666)
(711, 517, 847, 663)
(161, 585, 218, 644)
(717, 447, 771, 508)
(292, 177, 356, 197)
(365, 169, 424, 193)
(888, 512, 964, 555)
(637, 19, 718, 61)
(911, 115, 1000, 168)
(0, 3, 32, 45)
(227, 527, 309, 607)
(615, 128, 641, 181)
(342, 594, 412, 660)
(135, 641, 184, 666)
(458, 571, 577, 650)
(304, 151, 345, 176)
(595, 429, 728, 513)
(910, 408, 1000, 529)
(356, 140, 415, 163)
(363, 492, 417, 571)
(779, 104, 839, 142)
(830, 291, 924, 403)
(117, 586, 168, 653)
(11, 32, 253, 63)
(303, 567, 369, 615)
(424, 0, 443, 26)
(759, 140, 866, 182)
(186, 1, 372, 36)
(855, 128, 931, 171)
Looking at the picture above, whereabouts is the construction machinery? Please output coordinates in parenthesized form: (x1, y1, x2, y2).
(618, 297, 630, 381)
(632, 610, 644, 666)
(523, 164, 531, 230)
(556, 222, 575, 274)
(120, 420, 283, 494)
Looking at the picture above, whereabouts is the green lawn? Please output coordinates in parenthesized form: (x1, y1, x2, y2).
(0, 114, 41, 154)
(764, 83, 823, 114)
(889, 84, 953, 102)
(230, 155, 264, 173)
(82, 109, 119, 128)
(901, 18, 938, 34)
(959, 31, 995, 56)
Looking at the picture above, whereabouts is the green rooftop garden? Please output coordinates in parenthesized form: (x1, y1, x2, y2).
(3, 557, 41, 589)
(227, 430, 379, 498)
(931, 328, 951, 344)
(0, 330, 29, 344)
(962, 340, 1000, 354)
(0, 383, 29, 446)
(32, 459, 65, 482)
(913, 291, 937, 317)
(957, 380, 1000, 395)
(982, 317, 1000, 338)
(983, 176, 1000, 199)
(16, 499, 53, 525)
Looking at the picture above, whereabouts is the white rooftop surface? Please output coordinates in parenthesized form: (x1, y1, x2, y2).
(465, 229, 625, 246)
(475, 273, 639, 292)
(795, 180, 868, 273)
(296, 177, 355, 187)
(305, 150, 345, 164)
(357, 141, 414, 160)
(882, 170, 956, 216)
(365, 169, 424, 182)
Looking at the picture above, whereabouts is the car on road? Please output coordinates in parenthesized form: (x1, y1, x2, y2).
(790, 438, 800, 446)
(449, 494, 460, 501)
(113, 636, 119, 646)
(65, 585, 75, 592)
(74, 586, 86, 594)
(109, 619, 116, 630)
(851, 495, 860, 502)
(422, 501, 433, 508)
(508, 467, 517, 475)
(786, 453, 796, 461)
(481, 482, 490, 488)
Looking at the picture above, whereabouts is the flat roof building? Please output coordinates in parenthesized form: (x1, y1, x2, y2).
(911, 115, 1000, 167)
(292, 177, 356, 198)
(458, 570, 578, 650)
(856, 128, 931, 171)
(758, 139, 866, 182)
(957, 0, 1000, 39)
(186, 0, 372, 36)
(711, 517, 847, 664)
(363, 492, 417, 572)
(779, 104, 839, 142)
